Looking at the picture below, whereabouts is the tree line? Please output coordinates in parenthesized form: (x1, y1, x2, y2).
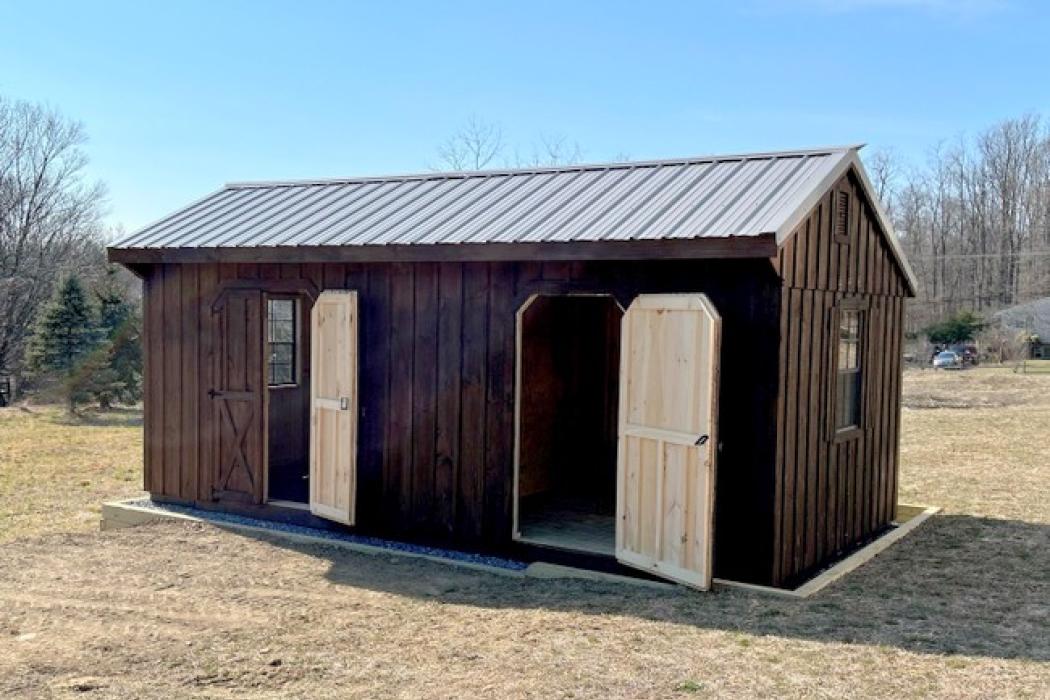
(868, 114, 1050, 336)
(4, 100, 1046, 411)
(0, 95, 140, 411)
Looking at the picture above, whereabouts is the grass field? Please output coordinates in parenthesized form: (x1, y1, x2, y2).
(0, 369, 1047, 698)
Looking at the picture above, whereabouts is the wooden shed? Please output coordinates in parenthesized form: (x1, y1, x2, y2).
(109, 146, 916, 590)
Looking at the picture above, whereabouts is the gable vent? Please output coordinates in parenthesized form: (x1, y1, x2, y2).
(835, 190, 850, 242)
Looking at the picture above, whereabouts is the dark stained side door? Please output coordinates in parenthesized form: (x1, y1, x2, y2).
(210, 288, 266, 504)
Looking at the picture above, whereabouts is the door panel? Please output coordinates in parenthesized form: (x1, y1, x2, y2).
(616, 294, 721, 589)
(309, 291, 358, 525)
(211, 289, 266, 504)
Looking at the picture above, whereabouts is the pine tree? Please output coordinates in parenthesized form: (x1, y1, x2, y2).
(25, 276, 101, 413)
(95, 274, 143, 406)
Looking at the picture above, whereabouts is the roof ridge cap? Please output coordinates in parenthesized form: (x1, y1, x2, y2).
(223, 145, 862, 190)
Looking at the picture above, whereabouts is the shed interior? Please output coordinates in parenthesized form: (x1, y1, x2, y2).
(516, 295, 622, 556)
(266, 295, 310, 506)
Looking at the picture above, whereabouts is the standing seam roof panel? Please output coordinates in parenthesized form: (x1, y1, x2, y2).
(702, 157, 804, 237)
(146, 188, 280, 248)
(734, 156, 825, 235)
(681, 159, 773, 236)
(210, 185, 337, 247)
(133, 188, 259, 248)
(576, 165, 691, 241)
(608, 164, 714, 239)
(621, 163, 718, 240)
(276, 182, 384, 245)
(451, 169, 603, 245)
(543, 167, 658, 242)
(416, 172, 546, 244)
(517, 169, 621, 243)
(368, 175, 513, 246)
(749, 156, 839, 234)
(320, 177, 454, 245)
(250, 184, 372, 247)
(678, 160, 774, 236)
(312, 178, 436, 246)
(488, 169, 605, 243)
(284, 180, 418, 246)
(419, 171, 562, 245)
(522, 167, 644, 242)
(110, 147, 866, 250)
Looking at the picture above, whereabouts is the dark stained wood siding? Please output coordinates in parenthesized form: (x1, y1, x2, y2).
(138, 258, 781, 580)
(771, 169, 910, 587)
(132, 167, 911, 588)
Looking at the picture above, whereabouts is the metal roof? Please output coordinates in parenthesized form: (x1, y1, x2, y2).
(113, 146, 857, 249)
(110, 144, 917, 293)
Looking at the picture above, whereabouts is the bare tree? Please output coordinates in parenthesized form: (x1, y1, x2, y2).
(513, 133, 584, 168)
(434, 115, 504, 171)
(889, 114, 1050, 333)
(434, 118, 588, 172)
(0, 96, 107, 387)
(864, 147, 902, 206)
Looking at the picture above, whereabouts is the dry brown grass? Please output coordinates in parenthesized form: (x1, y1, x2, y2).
(900, 367, 1050, 521)
(0, 405, 144, 542)
(0, 372, 1047, 699)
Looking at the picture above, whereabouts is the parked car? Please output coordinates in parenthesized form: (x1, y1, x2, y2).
(932, 350, 963, 369)
(948, 343, 979, 366)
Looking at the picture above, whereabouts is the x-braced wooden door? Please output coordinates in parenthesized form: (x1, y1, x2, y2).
(616, 294, 721, 589)
(210, 288, 266, 504)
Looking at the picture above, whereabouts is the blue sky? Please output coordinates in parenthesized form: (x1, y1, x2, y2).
(2, 0, 1047, 233)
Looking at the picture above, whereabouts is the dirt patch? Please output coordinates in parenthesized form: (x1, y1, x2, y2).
(901, 367, 1050, 410)
(0, 518, 1047, 699)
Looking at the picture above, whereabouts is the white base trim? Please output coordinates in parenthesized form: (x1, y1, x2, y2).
(99, 499, 938, 597)
(713, 504, 940, 599)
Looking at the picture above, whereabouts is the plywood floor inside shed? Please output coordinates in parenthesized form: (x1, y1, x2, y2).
(518, 499, 616, 557)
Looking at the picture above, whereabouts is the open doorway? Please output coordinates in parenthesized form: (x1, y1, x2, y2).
(265, 295, 310, 508)
(514, 294, 623, 556)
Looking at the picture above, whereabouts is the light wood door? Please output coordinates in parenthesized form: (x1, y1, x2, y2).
(616, 294, 721, 589)
(309, 290, 358, 525)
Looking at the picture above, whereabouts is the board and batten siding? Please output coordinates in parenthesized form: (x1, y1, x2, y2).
(139, 258, 781, 578)
(771, 170, 909, 587)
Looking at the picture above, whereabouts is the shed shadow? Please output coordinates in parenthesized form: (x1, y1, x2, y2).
(224, 513, 1049, 662)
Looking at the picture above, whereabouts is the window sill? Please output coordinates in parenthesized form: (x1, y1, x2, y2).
(833, 426, 863, 443)
(268, 383, 299, 390)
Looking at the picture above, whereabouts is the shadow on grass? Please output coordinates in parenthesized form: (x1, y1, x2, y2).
(224, 513, 1049, 662)
(46, 406, 143, 428)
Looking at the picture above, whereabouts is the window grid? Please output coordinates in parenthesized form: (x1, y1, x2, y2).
(268, 298, 297, 386)
(836, 309, 862, 430)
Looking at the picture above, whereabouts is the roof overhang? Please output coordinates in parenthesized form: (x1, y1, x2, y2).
(108, 234, 778, 266)
(772, 149, 918, 296)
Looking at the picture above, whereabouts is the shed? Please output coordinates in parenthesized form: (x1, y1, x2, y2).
(109, 146, 916, 589)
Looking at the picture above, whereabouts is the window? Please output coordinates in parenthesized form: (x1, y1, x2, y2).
(268, 298, 297, 386)
(835, 309, 862, 431)
(834, 190, 850, 243)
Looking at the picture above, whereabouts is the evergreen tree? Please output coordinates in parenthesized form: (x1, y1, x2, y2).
(25, 276, 101, 412)
(924, 311, 987, 346)
(94, 273, 143, 406)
